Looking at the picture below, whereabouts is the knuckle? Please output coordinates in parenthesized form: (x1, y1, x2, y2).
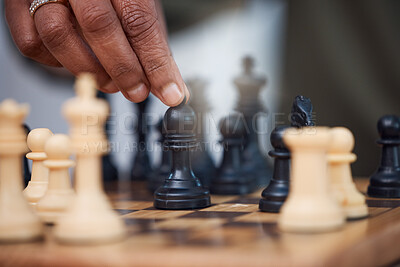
(109, 62, 135, 79)
(18, 36, 43, 58)
(142, 54, 170, 76)
(40, 18, 68, 48)
(79, 5, 118, 35)
(120, 2, 158, 42)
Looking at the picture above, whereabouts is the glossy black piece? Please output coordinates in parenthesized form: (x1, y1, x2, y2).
(147, 119, 171, 192)
(211, 113, 258, 195)
(259, 125, 291, 212)
(154, 100, 211, 209)
(259, 95, 314, 212)
(290, 95, 315, 127)
(131, 98, 152, 181)
(368, 115, 400, 198)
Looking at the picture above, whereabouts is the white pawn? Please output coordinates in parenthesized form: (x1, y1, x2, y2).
(54, 73, 125, 244)
(279, 127, 345, 233)
(23, 128, 53, 206)
(0, 99, 43, 241)
(328, 127, 368, 219)
(37, 134, 75, 224)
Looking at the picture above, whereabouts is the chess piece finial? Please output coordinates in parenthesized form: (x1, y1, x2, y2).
(0, 99, 43, 242)
(211, 113, 257, 195)
(328, 127, 368, 219)
(24, 128, 53, 206)
(243, 55, 254, 75)
(37, 134, 75, 224)
(290, 95, 314, 127)
(259, 125, 291, 212)
(75, 73, 97, 99)
(0, 99, 29, 136)
(154, 99, 211, 209)
(367, 115, 400, 198)
(279, 127, 345, 232)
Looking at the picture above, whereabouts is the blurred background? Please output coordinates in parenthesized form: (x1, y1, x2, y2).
(0, 0, 399, 177)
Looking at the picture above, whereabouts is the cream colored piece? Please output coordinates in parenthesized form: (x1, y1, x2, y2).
(54, 73, 126, 244)
(279, 127, 345, 233)
(23, 128, 53, 206)
(37, 134, 75, 224)
(328, 127, 368, 219)
(0, 99, 43, 241)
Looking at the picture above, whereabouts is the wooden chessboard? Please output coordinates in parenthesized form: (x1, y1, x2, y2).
(0, 178, 400, 267)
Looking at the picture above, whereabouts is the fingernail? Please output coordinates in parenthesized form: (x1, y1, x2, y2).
(161, 83, 183, 106)
(126, 83, 148, 102)
(183, 83, 190, 103)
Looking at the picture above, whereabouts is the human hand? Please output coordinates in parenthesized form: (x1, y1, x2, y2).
(5, 0, 188, 106)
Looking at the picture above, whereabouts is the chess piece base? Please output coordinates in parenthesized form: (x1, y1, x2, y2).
(154, 187, 211, 210)
(367, 185, 400, 198)
(54, 194, 126, 244)
(368, 172, 400, 198)
(0, 201, 43, 242)
(345, 205, 369, 220)
(279, 199, 344, 233)
(259, 199, 284, 213)
(259, 179, 289, 213)
(23, 181, 48, 206)
(37, 189, 74, 224)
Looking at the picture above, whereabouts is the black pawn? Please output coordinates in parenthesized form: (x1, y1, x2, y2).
(259, 125, 291, 212)
(367, 115, 400, 198)
(147, 119, 172, 192)
(211, 113, 257, 195)
(154, 100, 211, 209)
(131, 99, 152, 181)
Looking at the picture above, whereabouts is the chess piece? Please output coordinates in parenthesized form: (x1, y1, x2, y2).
(23, 128, 53, 206)
(211, 113, 257, 195)
(97, 91, 119, 182)
(0, 99, 43, 241)
(290, 95, 314, 127)
(187, 78, 216, 187)
(154, 100, 211, 209)
(367, 115, 400, 198)
(37, 134, 75, 224)
(23, 124, 31, 186)
(131, 98, 152, 181)
(259, 125, 291, 212)
(234, 56, 271, 185)
(54, 73, 126, 244)
(279, 127, 344, 232)
(328, 127, 368, 219)
(147, 118, 171, 192)
(259, 95, 314, 212)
